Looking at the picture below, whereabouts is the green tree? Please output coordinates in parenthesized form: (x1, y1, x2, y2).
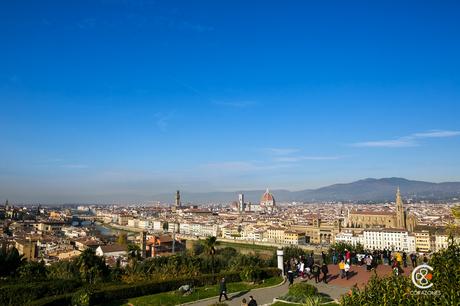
(18, 260, 47, 280)
(0, 247, 26, 277)
(127, 243, 142, 268)
(202, 236, 218, 276)
(74, 248, 108, 284)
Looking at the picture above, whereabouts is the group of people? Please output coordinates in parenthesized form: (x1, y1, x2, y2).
(284, 252, 330, 285)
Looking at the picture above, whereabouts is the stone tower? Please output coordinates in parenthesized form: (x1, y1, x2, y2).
(175, 190, 181, 208)
(395, 187, 406, 229)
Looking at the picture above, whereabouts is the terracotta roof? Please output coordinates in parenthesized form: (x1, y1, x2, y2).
(351, 210, 394, 216)
(99, 244, 126, 253)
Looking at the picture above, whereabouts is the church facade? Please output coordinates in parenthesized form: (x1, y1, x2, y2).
(344, 188, 416, 231)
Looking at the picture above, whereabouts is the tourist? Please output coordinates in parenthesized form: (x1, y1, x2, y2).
(219, 277, 229, 302)
(332, 250, 338, 265)
(248, 295, 258, 306)
(241, 298, 248, 306)
(345, 249, 351, 262)
(287, 268, 294, 286)
(423, 254, 428, 264)
(321, 262, 329, 284)
(365, 255, 373, 271)
(402, 252, 407, 267)
(344, 260, 351, 280)
(312, 262, 321, 283)
(321, 251, 327, 264)
(306, 253, 314, 271)
(339, 259, 345, 279)
(410, 253, 417, 268)
(299, 260, 305, 278)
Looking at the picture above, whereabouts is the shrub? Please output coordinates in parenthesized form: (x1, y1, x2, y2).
(287, 282, 318, 298)
(0, 279, 81, 306)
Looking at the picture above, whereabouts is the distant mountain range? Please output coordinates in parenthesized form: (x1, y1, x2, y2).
(152, 178, 460, 204)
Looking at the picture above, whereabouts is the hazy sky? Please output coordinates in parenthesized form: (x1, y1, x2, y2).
(1, 1, 460, 203)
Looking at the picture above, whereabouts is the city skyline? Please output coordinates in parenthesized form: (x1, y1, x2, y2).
(1, 1, 460, 202)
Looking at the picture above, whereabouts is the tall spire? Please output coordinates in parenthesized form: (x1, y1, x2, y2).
(395, 187, 405, 229)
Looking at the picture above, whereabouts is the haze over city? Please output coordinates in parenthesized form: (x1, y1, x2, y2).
(1, 1, 460, 203)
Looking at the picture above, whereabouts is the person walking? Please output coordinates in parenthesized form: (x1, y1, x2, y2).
(339, 259, 345, 279)
(344, 260, 351, 280)
(321, 262, 329, 284)
(219, 277, 229, 302)
(287, 269, 294, 286)
(248, 295, 258, 306)
(312, 263, 321, 283)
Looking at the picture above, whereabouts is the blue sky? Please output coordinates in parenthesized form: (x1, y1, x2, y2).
(1, 0, 460, 203)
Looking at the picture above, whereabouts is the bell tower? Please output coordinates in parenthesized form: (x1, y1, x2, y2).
(395, 187, 406, 229)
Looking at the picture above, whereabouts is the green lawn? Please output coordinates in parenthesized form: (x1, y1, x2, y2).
(218, 241, 277, 252)
(102, 277, 283, 306)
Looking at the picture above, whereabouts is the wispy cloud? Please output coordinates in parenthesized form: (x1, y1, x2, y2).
(274, 156, 342, 162)
(61, 164, 89, 169)
(264, 148, 300, 155)
(352, 130, 460, 148)
(412, 130, 460, 138)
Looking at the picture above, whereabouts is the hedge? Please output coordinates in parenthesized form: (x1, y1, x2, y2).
(0, 279, 81, 306)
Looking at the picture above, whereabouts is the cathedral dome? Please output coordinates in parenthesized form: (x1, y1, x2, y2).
(260, 188, 275, 205)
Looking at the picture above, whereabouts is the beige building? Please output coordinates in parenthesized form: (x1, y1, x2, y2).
(292, 218, 341, 244)
(414, 230, 431, 252)
(15, 239, 37, 260)
(283, 230, 306, 245)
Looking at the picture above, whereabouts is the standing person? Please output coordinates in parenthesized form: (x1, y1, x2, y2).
(410, 253, 417, 268)
(248, 295, 258, 306)
(241, 298, 248, 306)
(312, 262, 321, 283)
(321, 251, 327, 264)
(344, 260, 351, 280)
(345, 249, 351, 262)
(423, 254, 428, 264)
(219, 277, 229, 302)
(402, 252, 407, 267)
(339, 259, 345, 279)
(365, 255, 372, 271)
(299, 260, 305, 278)
(321, 263, 329, 284)
(332, 250, 338, 265)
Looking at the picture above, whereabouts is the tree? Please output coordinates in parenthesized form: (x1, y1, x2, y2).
(0, 247, 26, 277)
(18, 260, 47, 280)
(74, 248, 108, 284)
(127, 243, 142, 268)
(202, 236, 218, 276)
